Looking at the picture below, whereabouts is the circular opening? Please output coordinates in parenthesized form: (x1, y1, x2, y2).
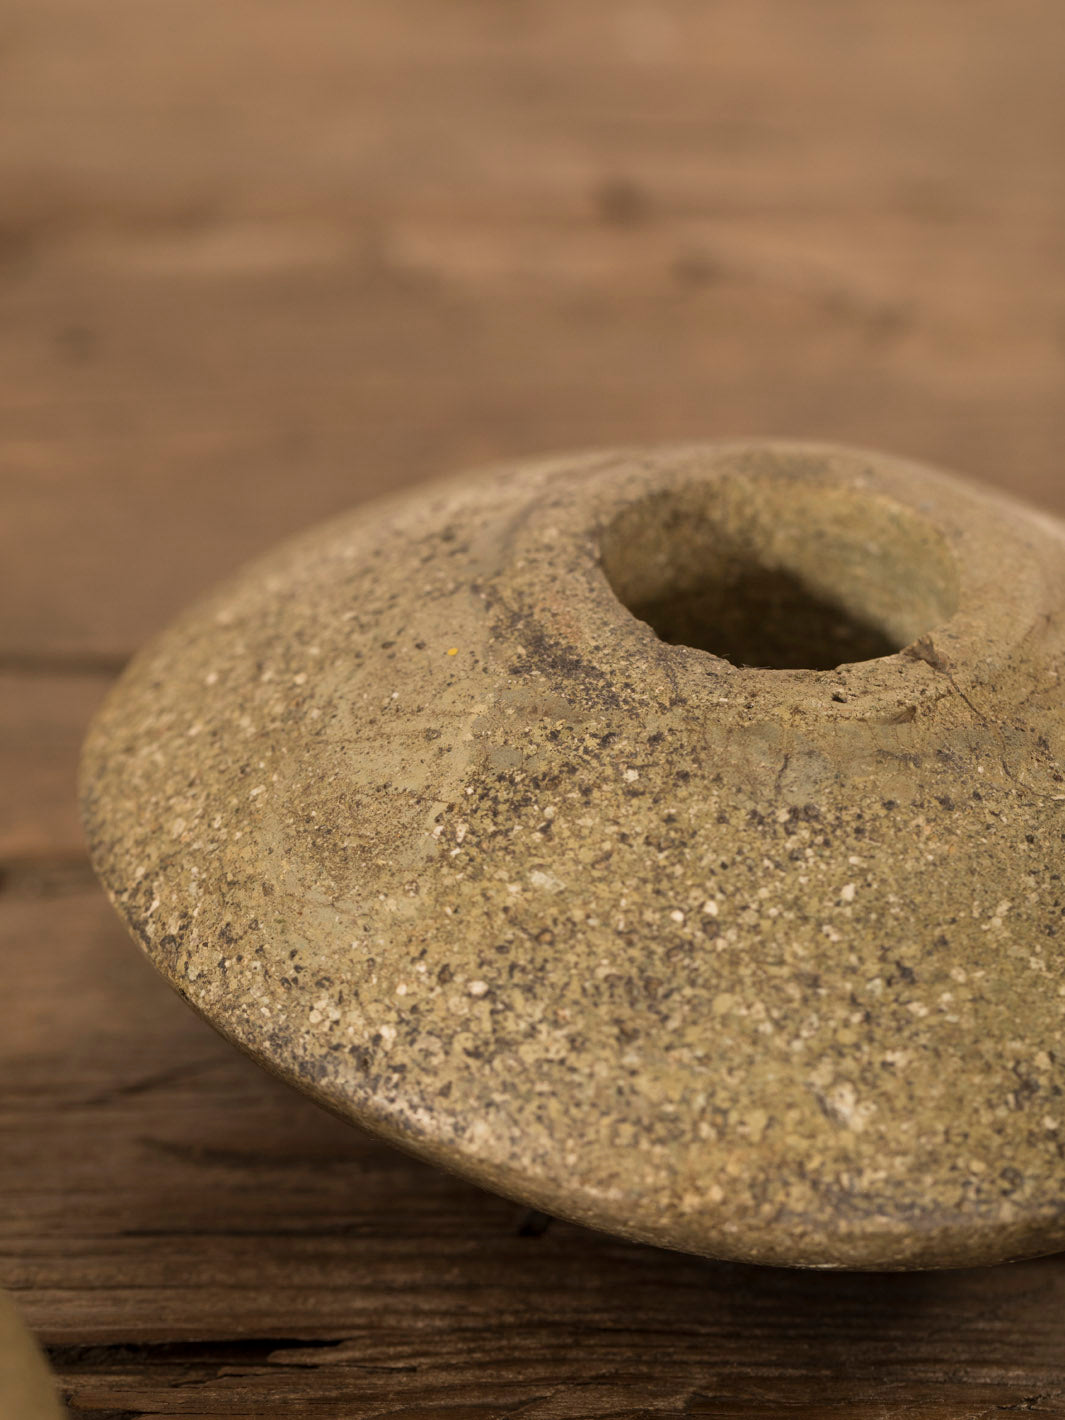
(599, 482, 959, 672)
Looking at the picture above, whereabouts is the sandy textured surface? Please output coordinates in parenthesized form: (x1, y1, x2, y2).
(82, 442, 1065, 1268)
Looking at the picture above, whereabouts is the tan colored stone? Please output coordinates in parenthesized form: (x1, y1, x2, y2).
(80, 442, 1065, 1269)
(0, 1291, 66, 1419)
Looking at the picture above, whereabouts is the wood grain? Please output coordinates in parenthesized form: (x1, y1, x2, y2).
(3, 0, 1065, 1414)
(3, 0, 1065, 662)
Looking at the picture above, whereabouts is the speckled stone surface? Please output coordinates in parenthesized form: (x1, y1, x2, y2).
(0, 1291, 66, 1419)
(81, 442, 1065, 1270)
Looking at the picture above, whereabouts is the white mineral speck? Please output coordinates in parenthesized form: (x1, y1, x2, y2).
(529, 869, 564, 892)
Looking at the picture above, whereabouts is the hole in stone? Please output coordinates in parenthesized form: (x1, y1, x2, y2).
(599, 481, 959, 672)
(625, 566, 900, 669)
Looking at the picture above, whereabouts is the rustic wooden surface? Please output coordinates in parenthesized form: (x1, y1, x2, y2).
(4, 1, 1065, 1415)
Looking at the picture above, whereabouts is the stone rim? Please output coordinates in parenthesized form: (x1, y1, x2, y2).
(500, 445, 1051, 719)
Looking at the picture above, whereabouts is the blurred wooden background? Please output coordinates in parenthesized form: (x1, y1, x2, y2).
(3, 1, 1065, 1415)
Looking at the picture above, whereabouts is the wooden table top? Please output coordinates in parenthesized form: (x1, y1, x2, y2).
(4, 2, 1065, 1415)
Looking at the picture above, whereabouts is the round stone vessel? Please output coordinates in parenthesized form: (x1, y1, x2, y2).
(81, 442, 1065, 1270)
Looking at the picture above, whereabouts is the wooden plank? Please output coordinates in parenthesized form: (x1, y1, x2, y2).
(3, 0, 1063, 219)
(35, 1360, 1065, 1420)
(5, 229, 1065, 665)
(3, 892, 1065, 1416)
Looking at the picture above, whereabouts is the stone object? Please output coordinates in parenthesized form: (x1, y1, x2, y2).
(0, 1290, 66, 1419)
(80, 442, 1065, 1269)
